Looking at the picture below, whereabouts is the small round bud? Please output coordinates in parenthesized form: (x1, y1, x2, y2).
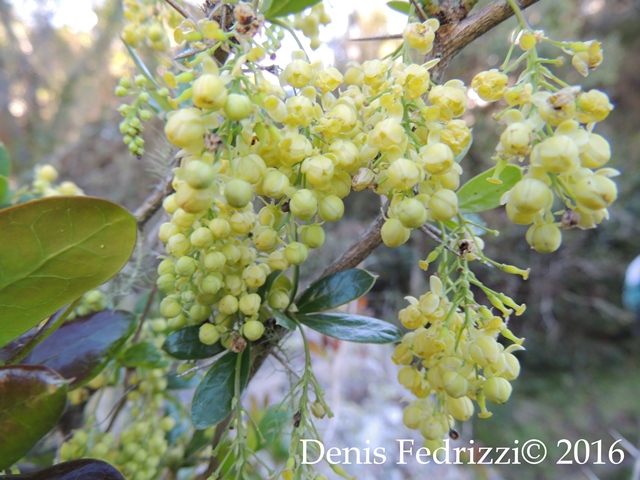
(239, 293, 262, 316)
(300, 224, 325, 248)
(284, 242, 309, 265)
(396, 197, 428, 229)
(243, 320, 265, 341)
(290, 189, 318, 220)
(160, 297, 182, 318)
(318, 195, 344, 222)
(500, 122, 533, 156)
(190, 227, 214, 249)
(418, 143, 454, 175)
(165, 108, 204, 152)
(261, 169, 290, 199)
(483, 377, 512, 404)
(192, 74, 227, 110)
(175, 183, 213, 213)
(174, 256, 197, 277)
(508, 178, 553, 214)
(428, 189, 458, 221)
(224, 93, 252, 121)
(242, 265, 267, 288)
(183, 160, 216, 189)
(218, 295, 239, 315)
(204, 251, 226, 271)
(209, 218, 231, 239)
(381, 218, 410, 247)
(573, 175, 617, 211)
(446, 396, 474, 421)
(225, 179, 253, 208)
(387, 158, 421, 191)
(526, 223, 562, 253)
(199, 323, 220, 345)
(419, 416, 445, 441)
(442, 370, 469, 398)
(469, 336, 501, 366)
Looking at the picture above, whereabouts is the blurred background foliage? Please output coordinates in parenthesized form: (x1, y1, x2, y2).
(1, 0, 640, 478)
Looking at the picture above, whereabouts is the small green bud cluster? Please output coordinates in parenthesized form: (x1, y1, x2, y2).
(292, 3, 331, 50)
(31, 164, 84, 197)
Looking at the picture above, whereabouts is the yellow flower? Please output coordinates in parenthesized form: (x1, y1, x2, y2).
(471, 69, 509, 102)
(576, 89, 613, 124)
(403, 19, 440, 55)
(398, 63, 431, 99)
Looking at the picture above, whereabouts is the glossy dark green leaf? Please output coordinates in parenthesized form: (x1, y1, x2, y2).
(1, 459, 125, 479)
(0, 196, 137, 348)
(0, 143, 10, 177)
(272, 308, 296, 330)
(457, 165, 522, 214)
(0, 365, 68, 469)
(295, 313, 401, 344)
(263, 0, 322, 19)
(1, 310, 135, 388)
(119, 341, 168, 369)
(386, 1, 410, 14)
(191, 347, 251, 429)
(296, 269, 376, 314)
(167, 372, 200, 390)
(162, 326, 225, 360)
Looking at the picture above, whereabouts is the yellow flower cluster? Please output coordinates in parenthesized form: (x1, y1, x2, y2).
(393, 275, 524, 444)
(471, 28, 616, 253)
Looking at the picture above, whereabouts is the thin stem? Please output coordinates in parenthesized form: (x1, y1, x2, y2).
(165, 0, 192, 20)
(505, 0, 530, 30)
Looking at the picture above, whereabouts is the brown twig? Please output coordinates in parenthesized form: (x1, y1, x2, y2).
(321, 211, 387, 278)
(165, 0, 192, 20)
(427, 0, 540, 81)
(134, 172, 174, 227)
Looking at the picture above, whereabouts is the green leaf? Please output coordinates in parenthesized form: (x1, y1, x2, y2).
(386, 1, 410, 14)
(184, 427, 215, 459)
(0, 143, 10, 177)
(457, 165, 522, 214)
(162, 326, 225, 360)
(0, 196, 137, 348)
(256, 406, 290, 456)
(120, 341, 168, 369)
(0, 310, 135, 389)
(296, 269, 376, 314)
(0, 365, 68, 470)
(295, 313, 401, 344)
(0, 176, 8, 205)
(263, 0, 321, 19)
(191, 348, 250, 429)
(0, 459, 125, 479)
(272, 309, 297, 330)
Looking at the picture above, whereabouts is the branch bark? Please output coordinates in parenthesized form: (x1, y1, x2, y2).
(134, 172, 174, 226)
(428, 0, 540, 80)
